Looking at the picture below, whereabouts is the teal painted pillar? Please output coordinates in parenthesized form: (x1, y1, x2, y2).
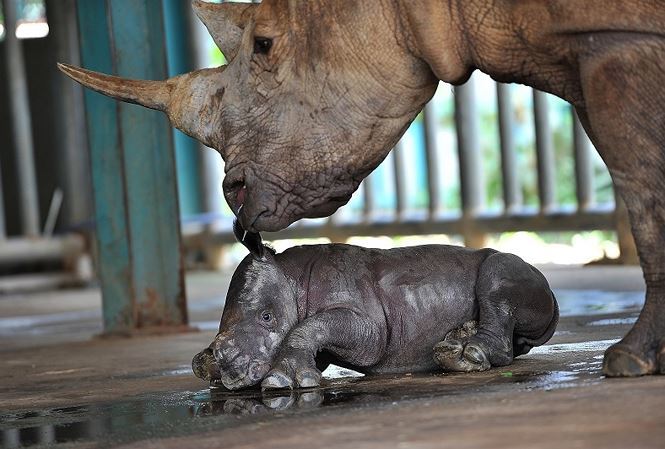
(162, 0, 204, 217)
(77, 0, 189, 335)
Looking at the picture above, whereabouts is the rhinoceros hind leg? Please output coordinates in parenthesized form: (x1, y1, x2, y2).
(433, 320, 492, 372)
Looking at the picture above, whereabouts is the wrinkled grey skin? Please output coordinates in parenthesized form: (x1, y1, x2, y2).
(193, 243, 558, 390)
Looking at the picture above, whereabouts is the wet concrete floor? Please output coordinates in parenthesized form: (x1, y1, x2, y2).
(1, 268, 664, 448)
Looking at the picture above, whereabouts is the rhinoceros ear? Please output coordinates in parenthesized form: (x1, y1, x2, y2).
(233, 219, 270, 260)
(192, 1, 257, 62)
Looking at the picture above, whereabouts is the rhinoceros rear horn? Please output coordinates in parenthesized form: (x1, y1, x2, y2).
(192, 0, 257, 61)
(57, 63, 172, 112)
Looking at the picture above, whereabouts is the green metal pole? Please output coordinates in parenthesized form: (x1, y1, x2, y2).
(76, 0, 188, 335)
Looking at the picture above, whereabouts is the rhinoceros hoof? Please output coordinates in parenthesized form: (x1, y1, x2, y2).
(261, 366, 322, 390)
(261, 369, 294, 390)
(602, 343, 656, 377)
(295, 368, 322, 388)
(433, 338, 491, 372)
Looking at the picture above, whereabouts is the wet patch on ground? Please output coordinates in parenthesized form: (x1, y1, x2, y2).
(0, 355, 607, 448)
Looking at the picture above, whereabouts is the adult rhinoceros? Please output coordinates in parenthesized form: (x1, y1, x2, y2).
(59, 0, 665, 378)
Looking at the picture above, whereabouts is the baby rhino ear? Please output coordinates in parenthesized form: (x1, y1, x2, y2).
(233, 219, 267, 259)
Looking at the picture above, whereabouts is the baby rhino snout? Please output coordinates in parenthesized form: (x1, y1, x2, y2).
(211, 337, 272, 389)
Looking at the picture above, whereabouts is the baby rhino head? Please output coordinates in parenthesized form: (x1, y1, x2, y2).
(192, 222, 298, 390)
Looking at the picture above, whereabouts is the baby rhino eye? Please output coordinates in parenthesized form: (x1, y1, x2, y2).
(261, 311, 273, 323)
(254, 37, 273, 54)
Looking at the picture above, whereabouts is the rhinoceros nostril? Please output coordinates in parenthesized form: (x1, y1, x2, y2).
(223, 180, 246, 214)
(236, 185, 246, 211)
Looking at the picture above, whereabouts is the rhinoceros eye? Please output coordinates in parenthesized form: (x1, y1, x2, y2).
(253, 37, 273, 55)
(261, 311, 273, 323)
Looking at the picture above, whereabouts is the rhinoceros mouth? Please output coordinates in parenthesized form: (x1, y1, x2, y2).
(247, 195, 351, 232)
(306, 195, 352, 217)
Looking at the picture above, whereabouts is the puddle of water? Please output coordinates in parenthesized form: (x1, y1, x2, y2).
(529, 338, 619, 354)
(554, 290, 643, 317)
(0, 366, 601, 448)
(585, 317, 638, 327)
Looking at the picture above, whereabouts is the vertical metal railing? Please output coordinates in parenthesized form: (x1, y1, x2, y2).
(454, 81, 484, 216)
(0, 157, 6, 240)
(573, 109, 595, 211)
(497, 83, 522, 213)
(392, 141, 408, 221)
(423, 101, 442, 219)
(2, 0, 41, 236)
(533, 90, 556, 214)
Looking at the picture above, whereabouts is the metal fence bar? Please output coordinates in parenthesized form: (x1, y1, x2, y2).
(47, 0, 93, 229)
(2, 0, 41, 236)
(454, 82, 483, 217)
(533, 90, 556, 213)
(393, 141, 407, 220)
(497, 83, 522, 213)
(572, 108, 595, 211)
(454, 80, 484, 216)
(422, 102, 442, 219)
(362, 174, 374, 223)
(454, 79, 486, 247)
(193, 209, 617, 246)
(0, 157, 6, 240)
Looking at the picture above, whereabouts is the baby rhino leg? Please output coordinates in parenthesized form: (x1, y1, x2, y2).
(434, 253, 556, 372)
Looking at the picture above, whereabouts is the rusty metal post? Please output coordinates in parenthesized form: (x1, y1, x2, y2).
(76, 0, 189, 335)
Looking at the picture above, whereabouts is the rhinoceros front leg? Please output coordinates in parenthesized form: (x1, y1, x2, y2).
(261, 309, 383, 390)
(579, 43, 665, 376)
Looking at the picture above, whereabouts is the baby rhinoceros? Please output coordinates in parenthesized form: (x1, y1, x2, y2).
(193, 224, 558, 391)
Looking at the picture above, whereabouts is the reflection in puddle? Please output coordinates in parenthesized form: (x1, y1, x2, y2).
(529, 339, 619, 354)
(585, 317, 638, 327)
(0, 366, 602, 448)
(554, 290, 643, 317)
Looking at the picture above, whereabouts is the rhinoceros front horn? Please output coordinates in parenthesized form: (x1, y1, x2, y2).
(57, 63, 173, 112)
(58, 62, 228, 149)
